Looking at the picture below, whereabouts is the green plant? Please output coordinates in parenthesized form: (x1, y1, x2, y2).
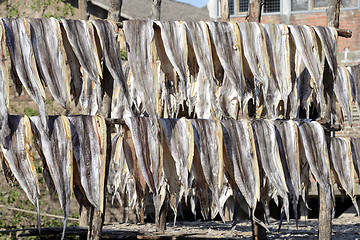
(6, 1, 21, 18)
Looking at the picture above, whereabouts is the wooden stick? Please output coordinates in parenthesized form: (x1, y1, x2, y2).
(0, 204, 78, 221)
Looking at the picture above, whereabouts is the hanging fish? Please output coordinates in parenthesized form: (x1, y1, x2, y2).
(28, 18, 71, 110)
(190, 119, 225, 221)
(273, 120, 301, 222)
(0, 115, 41, 232)
(330, 137, 359, 215)
(79, 70, 100, 115)
(350, 137, 360, 182)
(68, 115, 106, 212)
(298, 121, 333, 215)
(2, 18, 47, 132)
(221, 119, 260, 220)
(30, 116, 73, 240)
(348, 65, 360, 115)
(335, 66, 353, 126)
(123, 20, 159, 118)
(0, 21, 10, 148)
(124, 117, 165, 223)
(313, 26, 338, 78)
(252, 119, 289, 221)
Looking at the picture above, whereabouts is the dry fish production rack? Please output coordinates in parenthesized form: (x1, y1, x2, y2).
(0, 17, 356, 240)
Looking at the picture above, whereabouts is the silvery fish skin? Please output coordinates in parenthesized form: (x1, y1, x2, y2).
(298, 121, 333, 214)
(252, 119, 289, 220)
(263, 24, 291, 115)
(123, 20, 158, 118)
(2, 18, 47, 130)
(159, 118, 194, 203)
(348, 65, 360, 114)
(0, 115, 41, 232)
(79, 70, 99, 115)
(273, 120, 301, 221)
(330, 137, 359, 215)
(28, 18, 70, 110)
(60, 19, 102, 83)
(68, 115, 106, 212)
(0, 21, 10, 147)
(335, 66, 353, 126)
(350, 138, 360, 181)
(313, 26, 338, 78)
(216, 75, 240, 119)
(207, 22, 244, 106)
(30, 116, 73, 239)
(237, 22, 271, 93)
(221, 119, 260, 217)
(190, 119, 225, 221)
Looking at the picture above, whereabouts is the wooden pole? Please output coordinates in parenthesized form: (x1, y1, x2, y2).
(78, 0, 88, 20)
(221, 0, 230, 21)
(108, 0, 123, 22)
(246, 1, 267, 239)
(150, 0, 162, 21)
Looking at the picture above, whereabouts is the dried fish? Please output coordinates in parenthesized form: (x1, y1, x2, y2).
(221, 119, 260, 218)
(30, 116, 73, 239)
(0, 115, 41, 232)
(190, 119, 225, 220)
(273, 120, 301, 221)
(68, 115, 106, 212)
(335, 66, 352, 126)
(0, 21, 10, 147)
(330, 137, 358, 215)
(252, 119, 289, 220)
(2, 18, 47, 131)
(298, 121, 333, 215)
(28, 18, 70, 110)
(123, 20, 158, 118)
(349, 65, 360, 114)
(350, 137, 360, 182)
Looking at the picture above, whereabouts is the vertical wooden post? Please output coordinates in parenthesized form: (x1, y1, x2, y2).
(108, 0, 123, 22)
(221, 0, 230, 21)
(151, 0, 162, 21)
(246, 1, 267, 239)
(78, 0, 88, 20)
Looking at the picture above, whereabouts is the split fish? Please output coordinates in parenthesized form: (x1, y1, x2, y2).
(68, 115, 106, 212)
(298, 121, 333, 215)
(123, 20, 158, 118)
(190, 119, 225, 221)
(30, 116, 73, 239)
(79, 70, 100, 115)
(273, 120, 301, 222)
(2, 18, 47, 131)
(0, 21, 10, 147)
(124, 117, 165, 222)
(0, 115, 41, 232)
(350, 138, 360, 182)
(335, 66, 353, 126)
(221, 119, 260, 219)
(348, 65, 360, 114)
(330, 137, 359, 215)
(252, 119, 289, 220)
(207, 22, 244, 108)
(313, 26, 338, 77)
(28, 18, 70, 110)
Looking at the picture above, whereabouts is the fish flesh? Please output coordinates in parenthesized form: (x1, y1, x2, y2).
(252, 119, 289, 220)
(190, 119, 225, 220)
(335, 66, 352, 126)
(28, 18, 70, 110)
(348, 65, 360, 114)
(2, 18, 47, 131)
(273, 120, 301, 221)
(0, 115, 41, 232)
(350, 138, 360, 182)
(79, 70, 100, 115)
(221, 119, 260, 218)
(0, 21, 10, 147)
(330, 137, 359, 215)
(30, 115, 73, 239)
(313, 26, 337, 77)
(298, 121, 333, 215)
(123, 20, 159, 118)
(68, 115, 106, 212)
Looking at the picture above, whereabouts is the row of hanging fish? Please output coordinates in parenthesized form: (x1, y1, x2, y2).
(107, 117, 360, 226)
(120, 20, 339, 121)
(335, 65, 360, 126)
(0, 115, 106, 239)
